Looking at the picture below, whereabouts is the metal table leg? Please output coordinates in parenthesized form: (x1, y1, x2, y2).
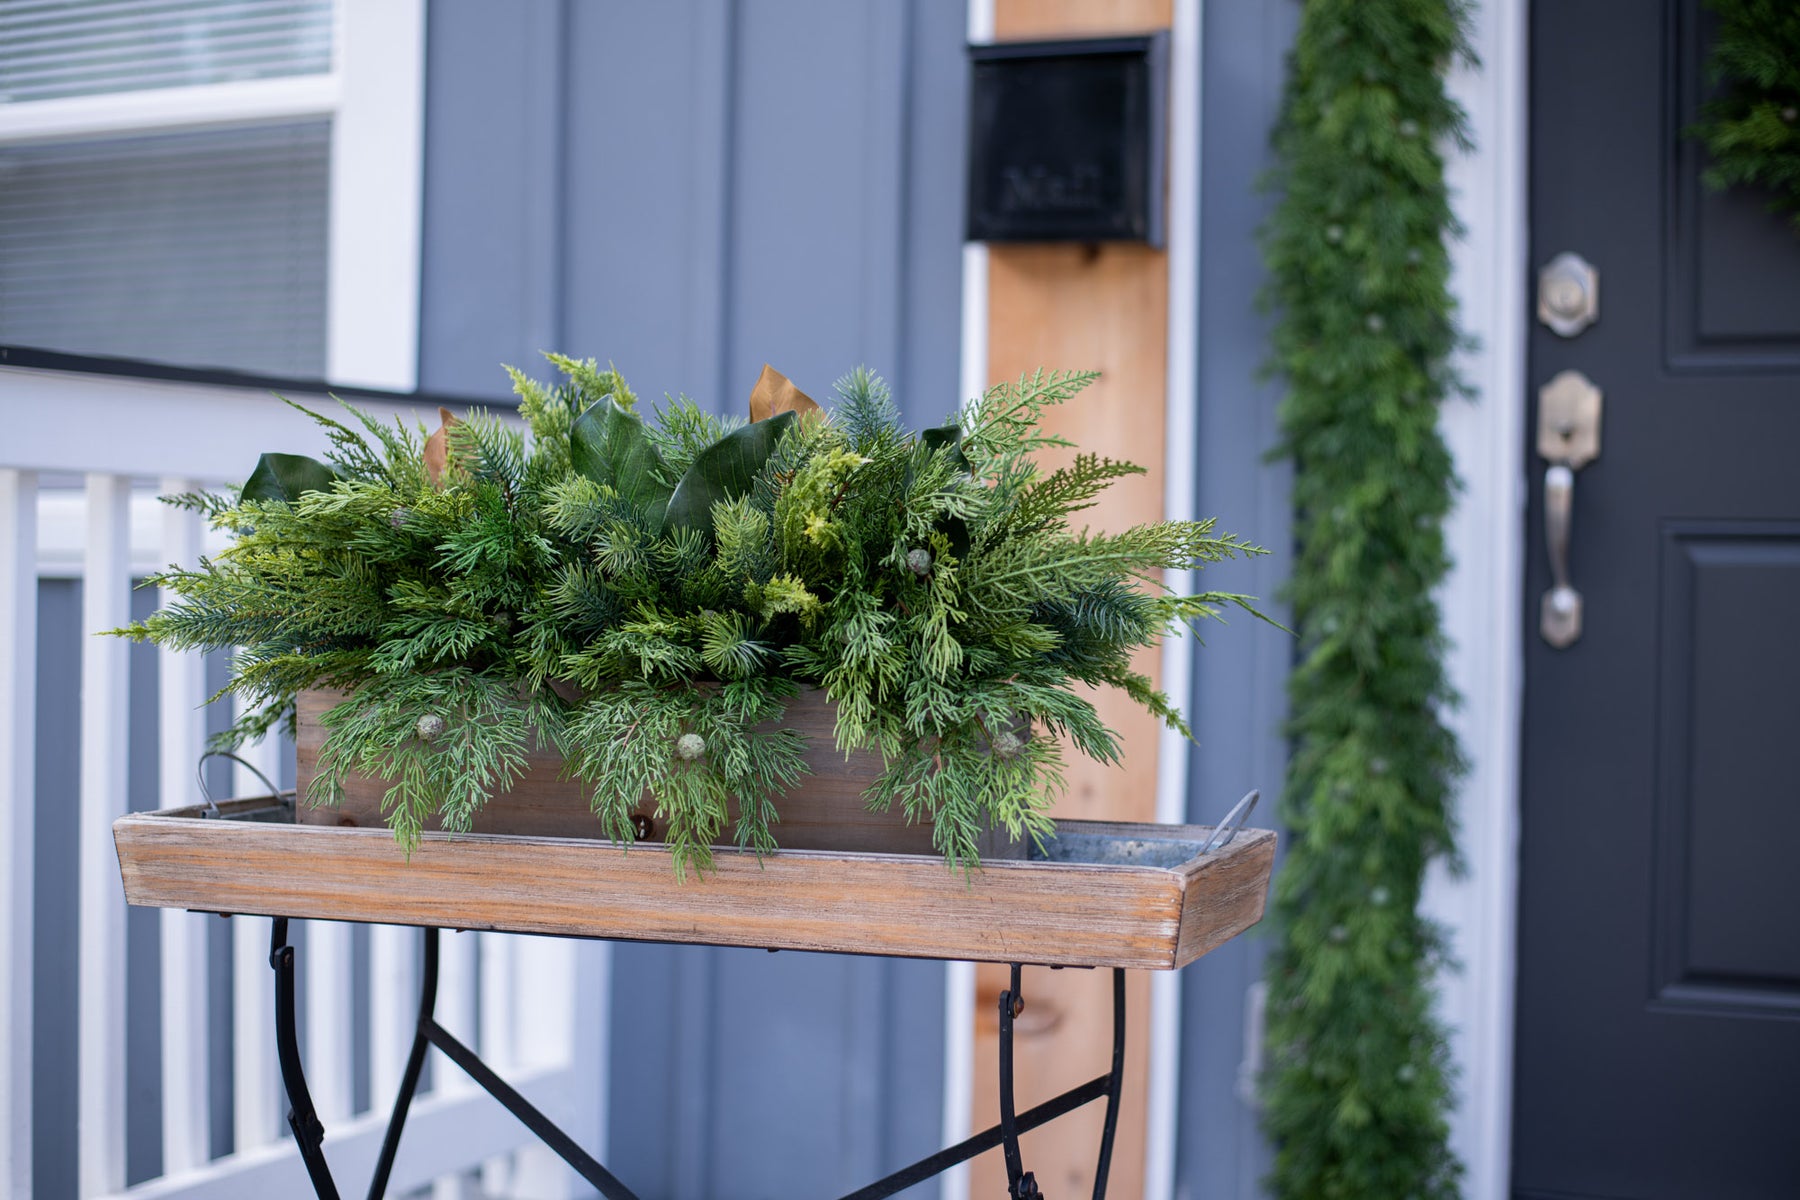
(268, 920, 641, 1200)
(841, 964, 1128, 1200)
(268, 919, 1129, 1200)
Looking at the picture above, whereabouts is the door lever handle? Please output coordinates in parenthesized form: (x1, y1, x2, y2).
(1536, 370, 1602, 649)
(1542, 465, 1582, 648)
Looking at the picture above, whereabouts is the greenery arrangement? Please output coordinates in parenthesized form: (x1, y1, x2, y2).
(1691, 0, 1800, 231)
(123, 357, 1260, 874)
(1258, 0, 1470, 1196)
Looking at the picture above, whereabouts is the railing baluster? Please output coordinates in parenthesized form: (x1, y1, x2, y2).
(232, 732, 284, 1152)
(508, 936, 580, 1198)
(0, 468, 39, 1200)
(305, 918, 355, 1125)
(158, 478, 212, 1175)
(371, 924, 420, 1110)
(432, 929, 481, 1200)
(78, 472, 131, 1198)
(480, 932, 517, 1195)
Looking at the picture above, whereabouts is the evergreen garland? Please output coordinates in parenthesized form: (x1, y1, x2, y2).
(1258, 0, 1470, 1195)
(124, 357, 1263, 876)
(1691, 0, 1800, 230)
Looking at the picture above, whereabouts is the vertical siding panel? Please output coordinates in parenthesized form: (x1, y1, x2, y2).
(1176, 3, 1298, 1197)
(35, 577, 82, 1199)
(0, 469, 37, 1200)
(416, 0, 568, 398)
(77, 472, 130, 1197)
(898, 0, 973, 427)
(683, 1, 737, 413)
(562, 0, 731, 405)
(725, 1, 881, 397)
(157, 481, 210, 1175)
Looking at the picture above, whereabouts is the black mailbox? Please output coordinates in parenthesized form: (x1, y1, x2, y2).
(965, 34, 1167, 246)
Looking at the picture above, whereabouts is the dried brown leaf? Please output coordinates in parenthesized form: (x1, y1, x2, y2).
(747, 364, 821, 422)
(423, 406, 462, 486)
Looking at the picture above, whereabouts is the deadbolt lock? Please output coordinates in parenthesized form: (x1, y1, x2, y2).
(1538, 251, 1599, 337)
(1537, 369, 1602, 468)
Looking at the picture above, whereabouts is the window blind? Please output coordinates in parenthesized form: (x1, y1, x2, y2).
(0, 0, 334, 105)
(0, 120, 330, 378)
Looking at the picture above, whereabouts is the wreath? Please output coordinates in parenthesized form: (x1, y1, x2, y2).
(1692, 0, 1800, 231)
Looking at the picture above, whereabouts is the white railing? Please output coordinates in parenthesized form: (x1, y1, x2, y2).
(1, 364, 607, 1200)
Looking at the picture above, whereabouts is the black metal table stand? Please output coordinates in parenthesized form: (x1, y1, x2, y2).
(268, 920, 1128, 1200)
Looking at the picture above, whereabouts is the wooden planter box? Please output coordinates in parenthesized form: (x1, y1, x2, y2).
(115, 796, 1276, 970)
(295, 687, 1025, 859)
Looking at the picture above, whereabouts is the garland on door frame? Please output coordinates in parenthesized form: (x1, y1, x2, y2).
(1258, 0, 1471, 1196)
(1691, 0, 1800, 230)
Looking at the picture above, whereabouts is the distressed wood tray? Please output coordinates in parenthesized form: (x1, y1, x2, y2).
(113, 797, 1276, 970)
(293, 687, 1024, 859)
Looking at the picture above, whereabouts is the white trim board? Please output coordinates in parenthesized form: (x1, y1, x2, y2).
(326, 0, 426, 392)
(941, 1, 993, 1194)
(1146, 1, 1203, 1198)
(1424, 1, 1529, 1197)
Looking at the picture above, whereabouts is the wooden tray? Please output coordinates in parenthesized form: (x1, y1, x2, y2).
(293, 687, 1025, 859)
(113, 797, 1276, 970)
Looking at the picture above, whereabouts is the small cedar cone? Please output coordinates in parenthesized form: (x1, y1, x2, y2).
(991, 730, 1024, 760)
(415, 714, 447, 742)
(675, 732, 707, 761)
(906, 548, 933, 576)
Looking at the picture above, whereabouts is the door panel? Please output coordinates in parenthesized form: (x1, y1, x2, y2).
(1516, 2, 1800, 1198)
(1652, 527, 1800, 1015)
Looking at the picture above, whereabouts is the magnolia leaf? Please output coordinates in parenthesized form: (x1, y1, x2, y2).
(662, 410, 797, 534)
(570, 394, 672, 515)
(747, 364, 822, 423)
(422, 407, 462, 486)
(921, 425, 969, 471)
(241, 452, 337, 503)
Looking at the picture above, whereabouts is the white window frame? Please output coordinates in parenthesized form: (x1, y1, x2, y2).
(0, 0, 426, 392)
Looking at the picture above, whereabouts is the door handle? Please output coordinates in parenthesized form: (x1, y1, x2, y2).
(1536, 370, 1603, 649)
(1542, 465, 1581, 647)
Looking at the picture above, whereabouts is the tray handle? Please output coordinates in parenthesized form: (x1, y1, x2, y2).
(196, 750, 285, 820)
(1199, 789, 1259, 855)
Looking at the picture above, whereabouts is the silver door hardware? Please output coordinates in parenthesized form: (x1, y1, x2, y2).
(1538, 370, 1603, 647)
(1537, 368, 1602, 468)
(1543, 465, 1581, 647)
(1538, 251, 1599, 337)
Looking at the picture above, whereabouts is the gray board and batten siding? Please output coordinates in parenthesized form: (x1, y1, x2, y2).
(27, 1, 1292, 1196)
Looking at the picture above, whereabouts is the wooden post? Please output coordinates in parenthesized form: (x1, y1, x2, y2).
(971, 2, 1174, 1196)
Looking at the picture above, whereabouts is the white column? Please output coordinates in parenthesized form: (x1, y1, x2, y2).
(232, 735, 284, 1152)
(157, 481, 212, 1175)
(0, 469, 39, 1200)
(78, 473, 131, 1197)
